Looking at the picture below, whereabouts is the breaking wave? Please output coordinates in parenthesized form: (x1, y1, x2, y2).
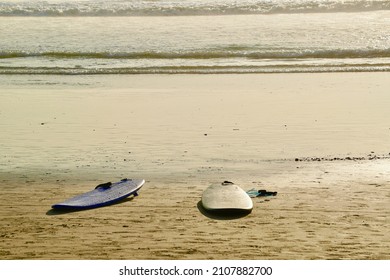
(0, 0, 389, 17)
(2, 64, 390, 75)
(1, 47, 390, 74)
(2, 48, 390, 60)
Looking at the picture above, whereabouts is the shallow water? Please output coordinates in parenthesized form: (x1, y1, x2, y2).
(1, 1, 390, 74)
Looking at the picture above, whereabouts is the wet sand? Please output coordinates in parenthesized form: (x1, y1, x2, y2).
(0, 73, 389, 259)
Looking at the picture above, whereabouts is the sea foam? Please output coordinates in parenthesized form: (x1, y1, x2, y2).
(0, 0, 389, 17)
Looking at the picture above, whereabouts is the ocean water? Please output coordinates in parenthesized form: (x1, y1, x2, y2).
(0, 0, 390, 74)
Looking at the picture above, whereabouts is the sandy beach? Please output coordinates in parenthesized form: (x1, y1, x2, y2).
(0, 73, 389, 259)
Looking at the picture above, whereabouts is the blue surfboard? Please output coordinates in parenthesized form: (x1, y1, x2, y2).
(52, 178, 145, 210)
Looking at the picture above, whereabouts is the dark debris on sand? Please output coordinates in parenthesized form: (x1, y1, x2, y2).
(294, 152, 390, 162)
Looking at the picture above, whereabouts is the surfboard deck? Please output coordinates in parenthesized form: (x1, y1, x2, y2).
(201, 181, 253, 213)
(52, 178, 145, 210)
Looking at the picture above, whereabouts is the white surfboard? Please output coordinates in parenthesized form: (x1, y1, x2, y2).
(201, 181, 253, 213)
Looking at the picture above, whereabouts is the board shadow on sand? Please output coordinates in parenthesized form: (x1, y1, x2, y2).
(46, 197, 135, 216)
(197, 201, 251, 220)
